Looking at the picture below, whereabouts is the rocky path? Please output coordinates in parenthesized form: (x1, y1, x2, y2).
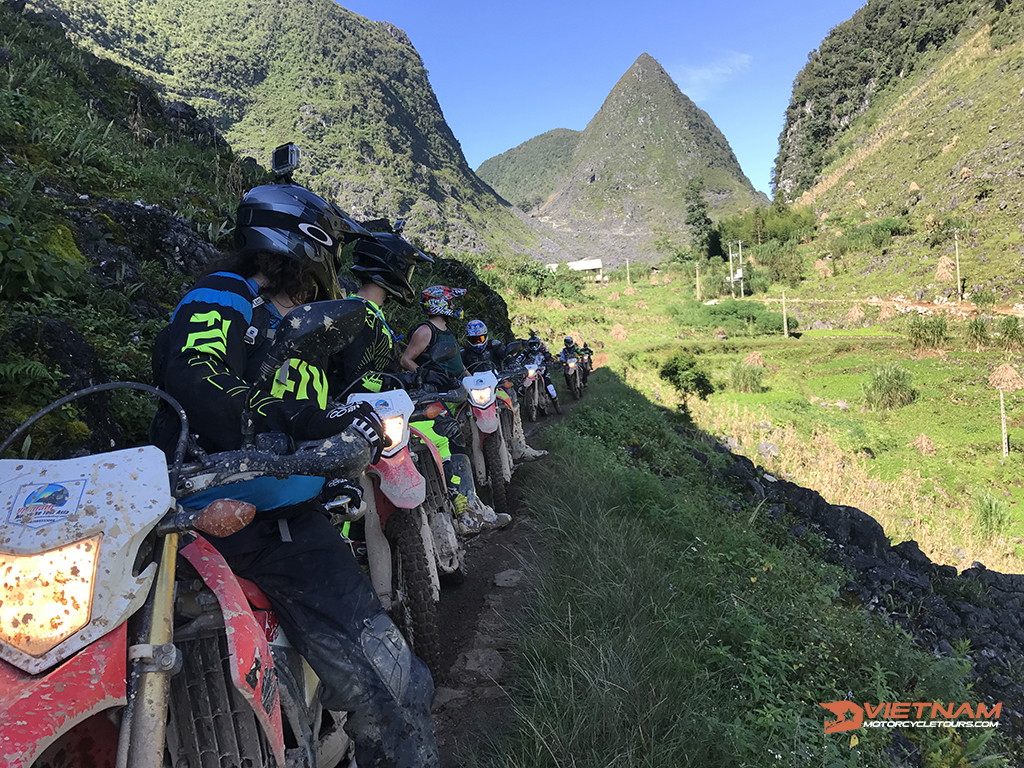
(431, 399, 580, 766)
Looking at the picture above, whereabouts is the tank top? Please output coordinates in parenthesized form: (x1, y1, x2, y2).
(413, 321, 465, 381)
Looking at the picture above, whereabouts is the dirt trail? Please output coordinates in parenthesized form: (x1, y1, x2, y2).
(431, 393, 584, 766)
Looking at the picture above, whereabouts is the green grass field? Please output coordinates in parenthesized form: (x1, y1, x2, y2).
(506, 270, 1024, 571)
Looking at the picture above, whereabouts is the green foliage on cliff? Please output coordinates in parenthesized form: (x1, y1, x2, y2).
(773, 0, 985, 200)
(476, 128, 580, 211)
(27, 0, 540, 255)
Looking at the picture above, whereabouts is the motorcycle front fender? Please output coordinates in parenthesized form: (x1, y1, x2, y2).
(471, 401, 499, 435)
(368, 446, 426, 509)
(0, 623, 127, 768)
(410, 426, 446, 483)
(180, 537, 286, 768)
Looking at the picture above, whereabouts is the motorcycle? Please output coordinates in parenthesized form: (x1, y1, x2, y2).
(457, 366, 515, 519)
(519, 353, 561, 423)
(562, 355, 584, 400)
(0, 382, 370, 768)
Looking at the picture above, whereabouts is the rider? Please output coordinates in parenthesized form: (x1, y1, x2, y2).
(578, 340, 594, 387)
(463, 318, 546, 462)
(401, 287, 511, 531)
(559, 335, 588, 388)
(521, 332, 560, 406)
(149, 183, 439, 768)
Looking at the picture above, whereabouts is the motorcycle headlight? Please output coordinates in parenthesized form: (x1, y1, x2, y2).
(470, 387, 493, 406)
(568, 360, 577, 369)
(525, 365, 538, 378)
(0, 535, 102, 657)
(381, 415, 408, 456)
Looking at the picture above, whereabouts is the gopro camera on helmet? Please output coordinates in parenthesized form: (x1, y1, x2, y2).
(272, 142, 301, 180)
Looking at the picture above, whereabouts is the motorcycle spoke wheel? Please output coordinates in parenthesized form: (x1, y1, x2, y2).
(483, 436, 510, 518)
(386, 512, 442, 675)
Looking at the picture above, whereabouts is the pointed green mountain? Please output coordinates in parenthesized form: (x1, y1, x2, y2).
(482, 54, 766, 264)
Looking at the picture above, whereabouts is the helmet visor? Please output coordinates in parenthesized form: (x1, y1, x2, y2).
(468, 334, 487, 346)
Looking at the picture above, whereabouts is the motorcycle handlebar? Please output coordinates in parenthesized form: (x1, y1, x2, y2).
(175, 429, 371, 498)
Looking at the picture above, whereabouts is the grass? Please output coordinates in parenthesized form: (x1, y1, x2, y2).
(504, 273, 1024, 572)
(468, 369, 1009, 767)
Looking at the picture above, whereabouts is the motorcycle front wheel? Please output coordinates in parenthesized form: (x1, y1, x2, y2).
(525, 386, 538, 423)
(483, 434, 509, 518)
(386, 511, 442, 674)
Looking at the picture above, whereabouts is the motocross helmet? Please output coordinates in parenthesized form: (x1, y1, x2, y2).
(421, 285, 466, 319)
(526, 334, 542, 354)
(350, 232, 433, 306)
(563, 336, 574, 347)
(466, 319, 488, 350)
(235, 184, 368, 300)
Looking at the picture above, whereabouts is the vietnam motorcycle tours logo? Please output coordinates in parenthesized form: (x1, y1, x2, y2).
(9, 481, 88, 528)
(820, 701, 1003, 733)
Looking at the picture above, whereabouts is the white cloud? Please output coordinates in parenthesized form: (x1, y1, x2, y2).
(669, 51, 753, 102)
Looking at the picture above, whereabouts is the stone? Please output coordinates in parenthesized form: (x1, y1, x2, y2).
(493, 569, 523, 588)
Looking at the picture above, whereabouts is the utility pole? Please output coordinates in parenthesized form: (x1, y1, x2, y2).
(626, 258, 631, 287)
(728, 244, 736, 298)
(949, 228, 966, 302)
(782, 291, 789, 338)
(696, 263, 702, 301)
(737, 240, 745, 298)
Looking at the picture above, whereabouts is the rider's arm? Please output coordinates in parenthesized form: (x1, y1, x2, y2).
(400, 324, 432, 371)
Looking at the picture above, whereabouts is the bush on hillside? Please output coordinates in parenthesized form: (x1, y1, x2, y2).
(863, 363, 918, 411)
(659, 352, 714, 402)
(998, 316, 1024, 353)
(974, 490, 1012, 537)
(459, 252, 586, 301)
(966, 317, 989, 352)
(907, 315, 948, 351)
(729, 362, 765, 393)
(668, 299, 795, 337)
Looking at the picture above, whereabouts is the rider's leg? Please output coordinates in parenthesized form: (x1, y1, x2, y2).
(213, 509, 439, 768)
(501, 389, 546, 461)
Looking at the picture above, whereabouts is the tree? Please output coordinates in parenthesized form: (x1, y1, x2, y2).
(660, 352, 714, 402)
(684, 177, 713, 259)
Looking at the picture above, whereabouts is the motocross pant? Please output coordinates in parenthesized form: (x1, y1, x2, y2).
(210, 507, 439, 768)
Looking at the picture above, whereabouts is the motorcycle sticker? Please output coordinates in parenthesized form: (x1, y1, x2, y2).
(7, 480, 88, 528)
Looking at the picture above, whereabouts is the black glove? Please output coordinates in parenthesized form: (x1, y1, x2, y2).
(291, 401, 386, 463)
(320, 476, 363, 512)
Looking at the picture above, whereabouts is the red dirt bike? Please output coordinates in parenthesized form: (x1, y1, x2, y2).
(519, 352, 561, 423)
(457, 366, 515, 519)
(0, 382, 370, 768)
(562, 355, 585, 400)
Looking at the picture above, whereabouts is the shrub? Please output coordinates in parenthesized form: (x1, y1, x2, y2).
(729, 362, 765, 393)
(998, 316, 1024, 353)
(972, 290, 996, 314)
(660, 352, 714, 401)
(907, 315, 948, 351)
(965, 317, 988, 352)
(863, 363, 918, 410)
(973, 490, 1012, 537)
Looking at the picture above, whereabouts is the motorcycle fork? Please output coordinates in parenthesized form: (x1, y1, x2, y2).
(361, 474, 394, 609)
(118, 532, 179, 768)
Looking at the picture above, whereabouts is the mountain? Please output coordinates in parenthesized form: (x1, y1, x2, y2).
(476, 128, 581, 212)
(769, 0, 1024, 302)
(480, 54, 767, 266)
(23, 0, 569, 258)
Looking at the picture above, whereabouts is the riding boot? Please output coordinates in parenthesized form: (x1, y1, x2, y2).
(509, 404, 546, 461)
(446, 453, 511, 531)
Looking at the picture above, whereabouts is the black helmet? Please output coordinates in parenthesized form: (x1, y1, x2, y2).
(351, 232, 434, 306)
(526, 334, 542, 353)
(235, 184, 369, 300)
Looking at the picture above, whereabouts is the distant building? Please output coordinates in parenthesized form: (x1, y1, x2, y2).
(545, 258, 604, 282)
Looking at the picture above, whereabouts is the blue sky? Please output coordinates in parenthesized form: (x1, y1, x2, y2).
(338, 1, 867, 197)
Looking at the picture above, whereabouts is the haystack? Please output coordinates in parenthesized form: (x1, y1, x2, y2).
(636, 300, 648, 309)
(908, 434, 937, 456)
(935, 256, 956, 283)
(813, 259, 833, 278)
(878, 304, 896, 322)
(623, 286, 637, 296)
(609, 292, 620, 301)
(989, 363, 1024, 391)
(649, 272, 660, 285)
(610, 324, 628, 341)
(845, 304, 866, 326)
(662, 274, 672, 284)
(742, 351, 767, 368)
